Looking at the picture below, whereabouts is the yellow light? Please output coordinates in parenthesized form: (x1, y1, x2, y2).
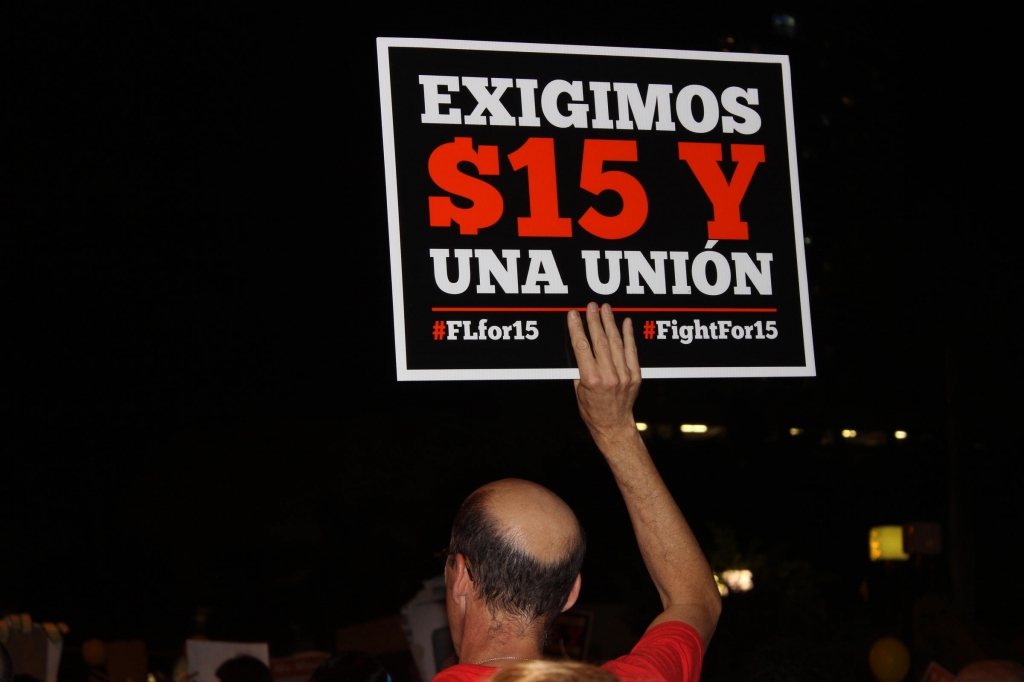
(894, 430, 907, 440)
(635, 422, 648, 432)
(789, 427, 803, 436)
(841, 429, 857, 438)
(721, 569, 753, 592)
(680, 424, 708, 433)
(869, 526, 909, 561)
(713, 573, 729, 597)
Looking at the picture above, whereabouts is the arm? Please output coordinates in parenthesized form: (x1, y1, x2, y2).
(567, 303, 722, 648)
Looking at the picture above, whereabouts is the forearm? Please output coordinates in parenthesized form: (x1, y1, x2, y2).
(566, 303, 721, 644)
(593, 425, 722, 641)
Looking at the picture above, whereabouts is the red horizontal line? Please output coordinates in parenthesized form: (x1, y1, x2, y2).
(431, 307, 778, 313)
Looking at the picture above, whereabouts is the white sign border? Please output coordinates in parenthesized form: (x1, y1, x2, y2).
(377, 37, 816, 381)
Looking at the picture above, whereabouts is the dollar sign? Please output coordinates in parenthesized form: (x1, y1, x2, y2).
(428, 137, 504, 235)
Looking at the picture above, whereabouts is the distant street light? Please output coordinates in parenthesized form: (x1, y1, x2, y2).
(721, 569, 754, 593)
(869, 526, 909, 561)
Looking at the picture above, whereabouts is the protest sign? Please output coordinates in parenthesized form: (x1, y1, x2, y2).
(1, 615, 64, 682)
(377, 38, 814, 380)
(401, 575, 452, 682)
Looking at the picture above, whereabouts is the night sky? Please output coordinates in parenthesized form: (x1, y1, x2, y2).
(4, 3, 1021, 678)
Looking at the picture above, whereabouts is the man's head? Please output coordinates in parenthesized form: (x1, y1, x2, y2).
(445, 479, 586, 648)
(215, 656, 273, 682)
(956, 660, 1024, 682)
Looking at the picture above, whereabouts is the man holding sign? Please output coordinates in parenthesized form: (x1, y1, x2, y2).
(436, 303, 721, 682)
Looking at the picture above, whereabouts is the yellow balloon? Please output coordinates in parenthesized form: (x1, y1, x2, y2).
(81, 639, 107, 667)
(868, 636, 910, 682)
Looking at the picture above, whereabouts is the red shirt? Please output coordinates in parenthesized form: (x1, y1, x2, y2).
(433, 621, 703, 682)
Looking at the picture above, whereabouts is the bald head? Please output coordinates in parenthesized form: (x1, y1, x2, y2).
(956, 660, 1024, 682)
(450, 479, 586, 626)
(473, 479, 582, 564)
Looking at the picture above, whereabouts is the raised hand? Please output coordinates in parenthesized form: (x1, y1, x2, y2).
(567, 302, 641, 440)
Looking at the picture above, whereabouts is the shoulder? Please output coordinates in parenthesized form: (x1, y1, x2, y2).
(600, 622, 703, 682)
(432, 664, 497, 682)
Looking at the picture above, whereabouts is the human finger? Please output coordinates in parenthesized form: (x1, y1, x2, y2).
(567, 308, 597, 377)
(601, 303, 629, 380)
(586, 301, 613, 367)
(622, 317, 641, 380)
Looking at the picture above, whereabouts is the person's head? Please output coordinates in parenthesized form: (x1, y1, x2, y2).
(488, 660, 617, 682)
(215, 656, 273, 682)
(445, 479, 586, 650)
(309, 653, 390, 682)
(955, 660, 1024, 682)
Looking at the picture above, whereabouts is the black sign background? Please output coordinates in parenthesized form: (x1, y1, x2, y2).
(379, 39, 814, 379)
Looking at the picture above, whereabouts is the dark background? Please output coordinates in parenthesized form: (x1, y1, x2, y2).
(3, 4, 1020, 681)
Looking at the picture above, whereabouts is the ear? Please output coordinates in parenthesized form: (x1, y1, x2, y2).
(561, 573, 582, 613)
(450, 553, 475, 604)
